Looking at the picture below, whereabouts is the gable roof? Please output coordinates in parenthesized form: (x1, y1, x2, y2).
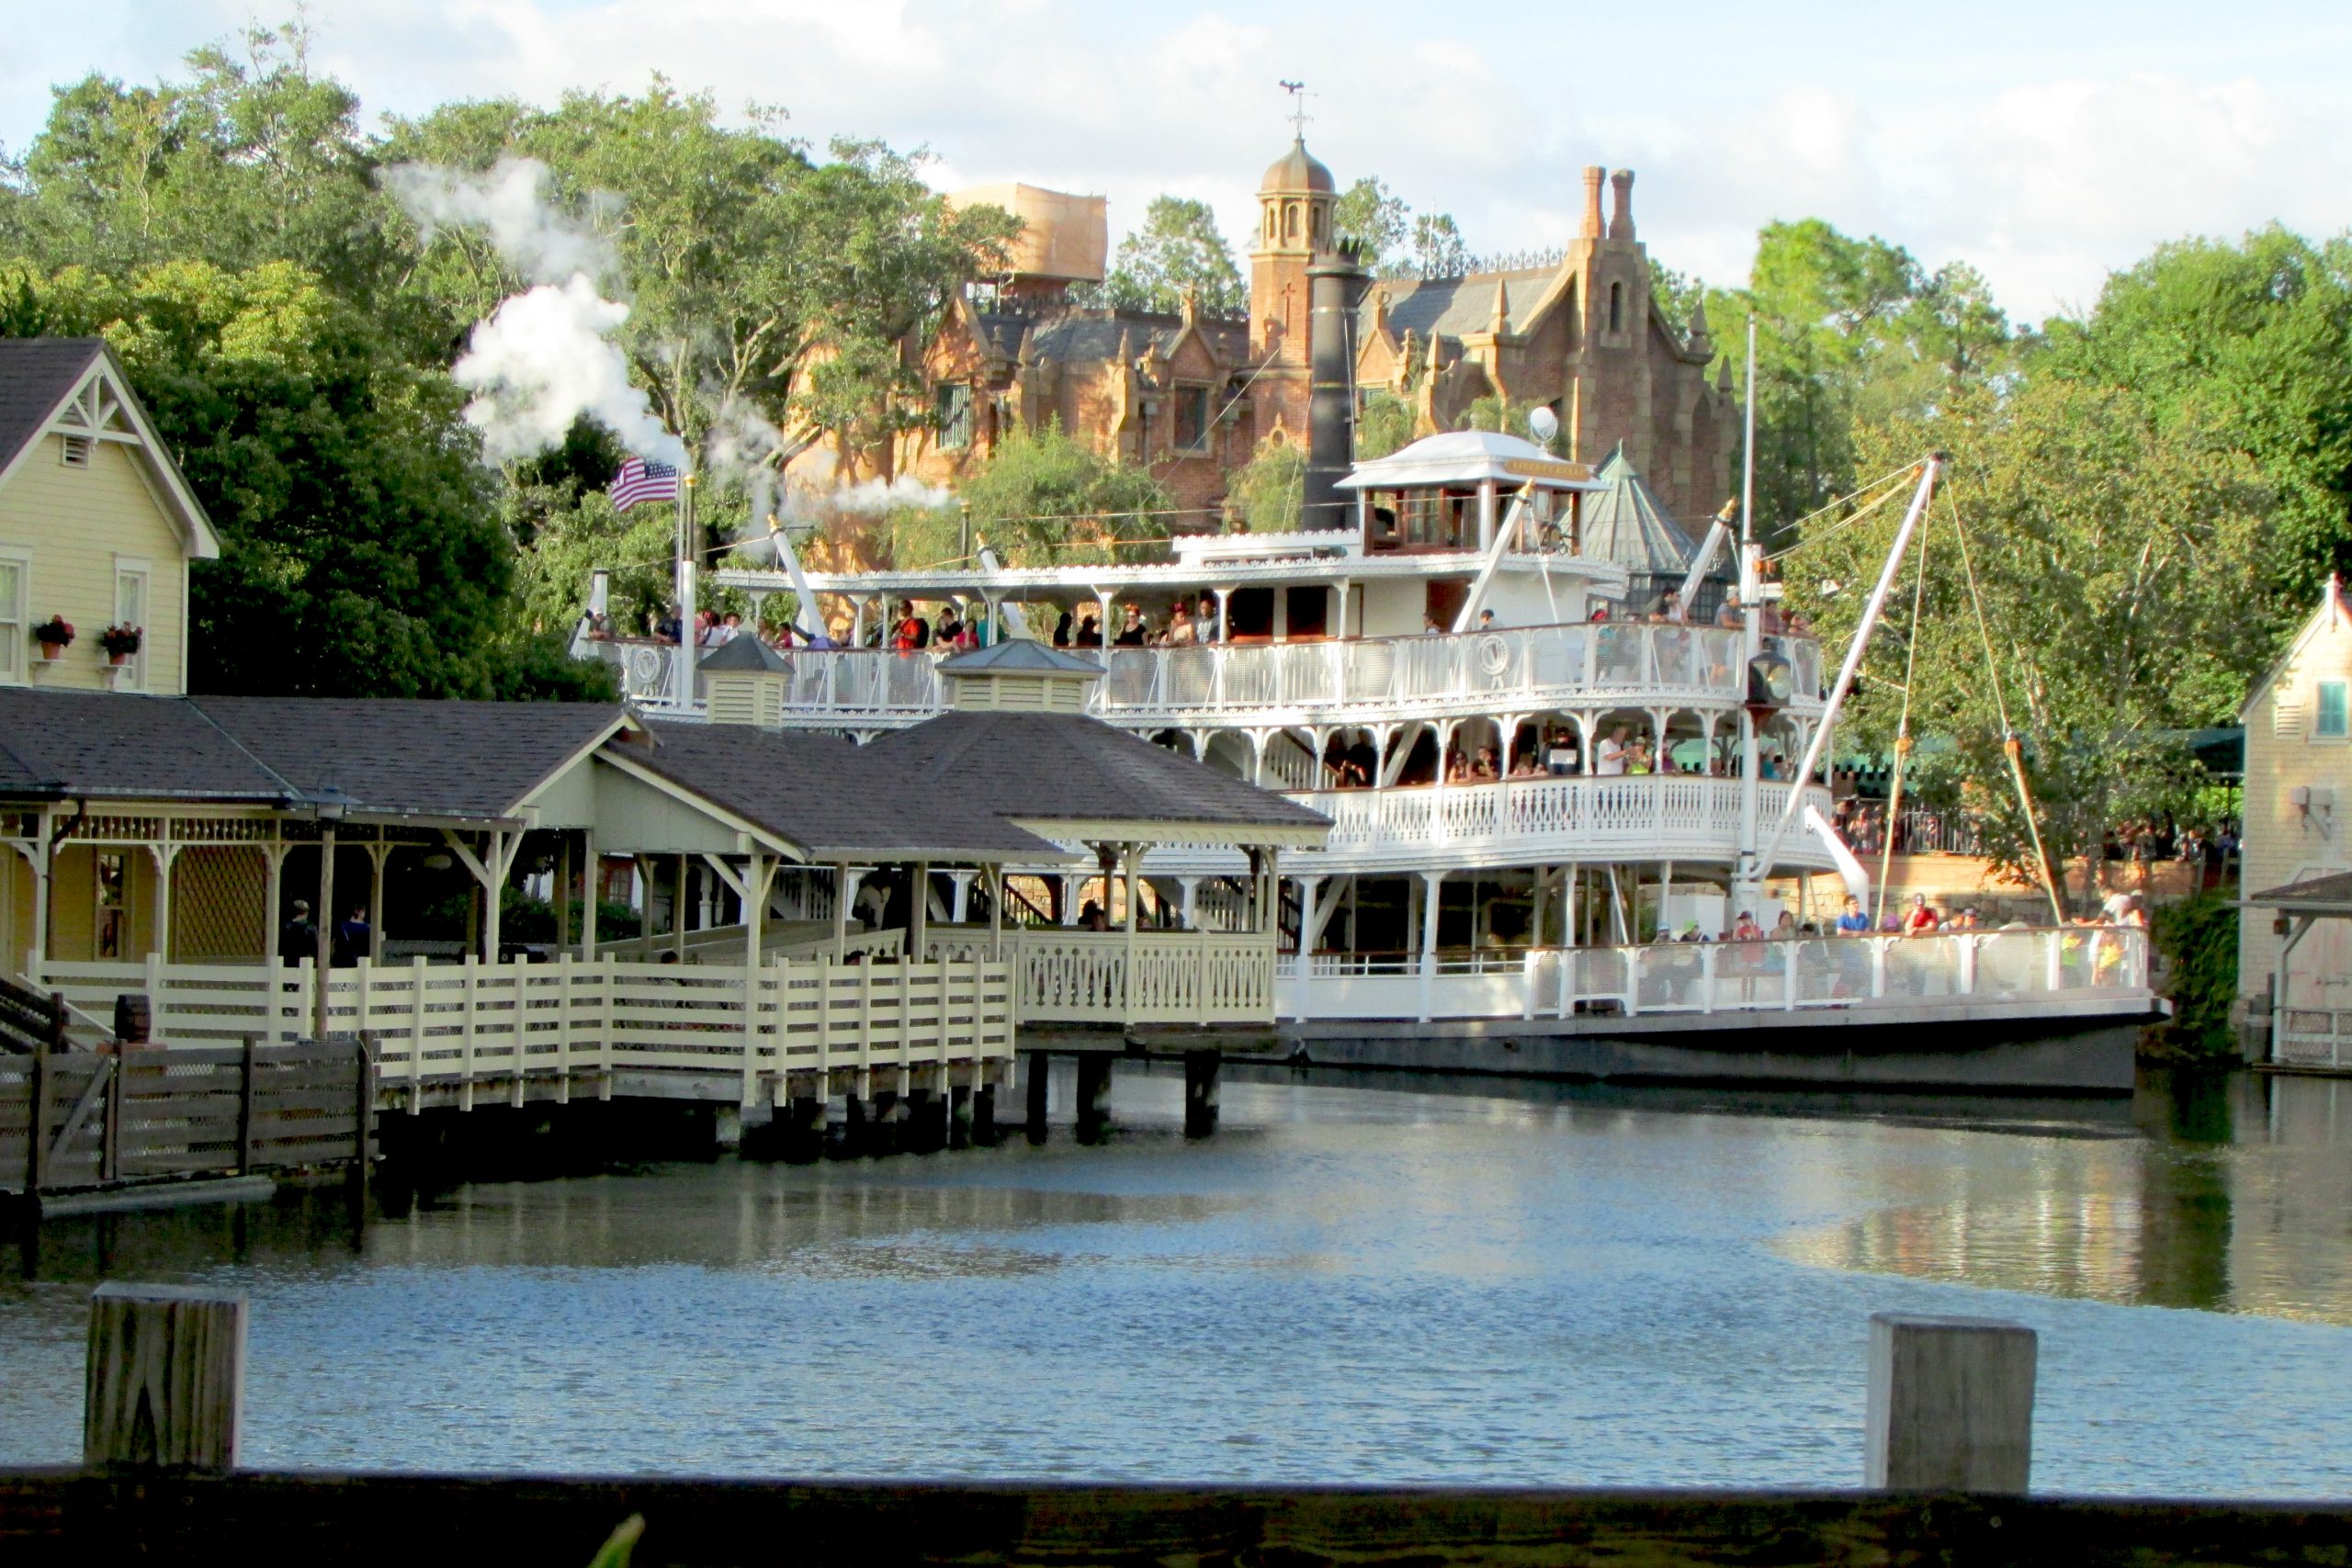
(1361, 268, 1555, 350)
(0, 338, 221, 558)
(2240, 578, 2352, 722)
(936, 638, 1102, 677)
(861, 711, 1329, 844)
(636, 721, 1054, 862)
(2248, 869, 2352, 911)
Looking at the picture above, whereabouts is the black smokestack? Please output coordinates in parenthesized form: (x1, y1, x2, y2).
(1304, 240, 1370, 531)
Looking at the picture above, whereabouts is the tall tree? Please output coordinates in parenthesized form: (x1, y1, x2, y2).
(1410, 212, 1470, 277)
(1100, 197, 1245, 315)
(956, 420, 1170, 566)
(1333, 176, 1408, 271)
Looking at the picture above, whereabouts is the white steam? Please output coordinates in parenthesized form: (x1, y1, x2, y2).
(831, 476, 957, 512)
(389, 156, 684, 470)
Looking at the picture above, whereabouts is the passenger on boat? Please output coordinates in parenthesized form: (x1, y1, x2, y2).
(1510, 752, 1544, 779)
(1197, 594, 1220, 640)
(1654, 590, 1684, 622)
(892, 601, 929, 651)
(1053, 608, 1073, 647)
(935, 604, 964, 646)
(1473, 745, 1499, 780)
(1717, 595, 1744, 629)
(1115, 604, 1149, 647)
(1626, 739, 1653, 774)
(1903, 893, 1940, 935)
(1596, 726, 1631, 775)
(1836, 897, 1872, 936)
(1074, 608, 1102, 648)
(1167, 603, 1197, 646)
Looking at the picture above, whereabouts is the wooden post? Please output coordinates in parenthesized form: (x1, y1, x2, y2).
(235, 1035, 257, 1173)
(1024, 1049, 1049, 1145)
(101, 1049, 123, 1185)
(1075, 1053, 1114, 1144)
(84, 1283, 246, 1471)
(1866, 1313, 2036, 1493)
(351, 1033, 376, 1204)
(25, 1042, 48, 1211)
(1183, 1048, 1219, 1138)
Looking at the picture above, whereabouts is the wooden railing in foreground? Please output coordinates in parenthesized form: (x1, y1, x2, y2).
(0, 1040, 369, 1198)
(25, 955, 1016, 1106)
(7, 1472, 2346, 1568)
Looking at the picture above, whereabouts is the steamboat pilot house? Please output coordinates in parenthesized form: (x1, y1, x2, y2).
(594, 427, 1838, 1024)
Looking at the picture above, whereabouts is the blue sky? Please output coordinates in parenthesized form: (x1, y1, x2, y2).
(6, 0, 2349, 322)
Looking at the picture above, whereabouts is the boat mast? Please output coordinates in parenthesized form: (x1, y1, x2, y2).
(1732, 318, 1763, 911)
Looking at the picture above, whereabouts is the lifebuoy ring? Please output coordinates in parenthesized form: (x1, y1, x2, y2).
(1476, 633, 1510, 676)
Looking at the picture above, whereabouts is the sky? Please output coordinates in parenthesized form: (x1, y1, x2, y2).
(6, 0, 2350, 325)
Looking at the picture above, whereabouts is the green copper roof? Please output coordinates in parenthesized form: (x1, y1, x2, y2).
(1580, 443, 1707, 575)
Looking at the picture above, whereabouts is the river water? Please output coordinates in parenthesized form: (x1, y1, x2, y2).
(3, 1065, 2348, 1495)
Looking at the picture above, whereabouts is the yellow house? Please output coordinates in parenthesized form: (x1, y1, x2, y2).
(2237, 579, 2352, 1059)
(0, 338, 220, 697)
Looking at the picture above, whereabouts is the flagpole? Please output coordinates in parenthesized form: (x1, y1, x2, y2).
(673, 468, 697, 710)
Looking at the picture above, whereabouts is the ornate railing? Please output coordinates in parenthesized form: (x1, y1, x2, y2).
(587, 623, 1826, 728)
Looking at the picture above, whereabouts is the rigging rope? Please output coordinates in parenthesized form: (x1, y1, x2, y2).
(1943, 486, 2068, 924)
(1761, 463, 1922, 564)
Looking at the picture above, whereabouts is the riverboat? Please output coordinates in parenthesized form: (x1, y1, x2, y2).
(573, 431, 2154, 1081)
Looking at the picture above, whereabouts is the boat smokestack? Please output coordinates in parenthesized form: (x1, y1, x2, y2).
(1304, 240, 1370, 532)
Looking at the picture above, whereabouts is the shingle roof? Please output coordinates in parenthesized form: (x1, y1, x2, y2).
(0, 338, 105, 476)
(1363, 268, 1555, 348)
(0, 689, 291, 801)
(936, 639, 1102, 677)
(862, 711, 1330, 836)
(639, 722, 1054, 861)
(975, 308, 1249, 369)
(185, 697, 625, 818)
(2249, 871, 2352, 909)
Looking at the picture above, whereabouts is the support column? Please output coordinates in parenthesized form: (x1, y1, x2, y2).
(910, 860, 931, 960)
(1417, 869, 1445, 1023)
(673, 852, 690, 960)
(259, 840, 285, 975)
(1075, 1053, 1113, 1144)
(1024, 1049, 1051, 1144)
(1179, 875, 1201, 932)
(578, 830, 599, 960)
(554, 833, 572, 964)
(1121, 843, 1140, 1022)
(1183, 1049, 1219, 1138)
(947, 870, 975, 926)
(1060, 873, 1082, 927)
(150, 842, 175, 964)
(367, 842, 390, 961)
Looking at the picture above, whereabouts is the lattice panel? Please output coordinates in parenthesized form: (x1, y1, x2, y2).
(172, 845, 268, 962)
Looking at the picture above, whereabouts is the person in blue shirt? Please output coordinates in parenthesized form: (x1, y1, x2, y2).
(1834, 895, 1873, 936)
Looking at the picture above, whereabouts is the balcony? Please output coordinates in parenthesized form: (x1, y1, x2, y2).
(579, 622, 1826, 731)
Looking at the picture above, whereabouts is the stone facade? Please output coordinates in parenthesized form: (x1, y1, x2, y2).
(793, 141, 1736, 531)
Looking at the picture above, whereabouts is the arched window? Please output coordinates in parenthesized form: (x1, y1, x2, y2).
(1312, 205, 1327, 244)
(1609, 281, 1623, 334)
(1284, 202, 1299, 243)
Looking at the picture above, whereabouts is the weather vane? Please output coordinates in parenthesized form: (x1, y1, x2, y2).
(1279, 80, 1310, 136)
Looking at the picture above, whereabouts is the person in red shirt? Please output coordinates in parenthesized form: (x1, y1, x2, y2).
(891, 600, 929, 652)
(1902, 893, 1940, 934)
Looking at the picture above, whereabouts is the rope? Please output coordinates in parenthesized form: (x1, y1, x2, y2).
(1763, 467, 1917, 564)
(1872, 511, 1931, 926)
(1944, 486, 2068, 923)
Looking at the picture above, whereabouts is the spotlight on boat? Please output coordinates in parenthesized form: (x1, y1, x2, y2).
(1746, 650, 1792, 719)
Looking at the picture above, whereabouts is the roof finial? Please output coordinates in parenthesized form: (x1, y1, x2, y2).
(1278, 80, 1310, 139)
(1491, 278, 1510, 334)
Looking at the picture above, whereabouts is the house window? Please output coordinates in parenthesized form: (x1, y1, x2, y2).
(0, 552, 23, 683)
(1174, 387, 1210, 452)
(96, 851, 129, 960)
(113, 562, 149, 690)
(2318, 681, 2348, 739)
(934, 382, 973, 452)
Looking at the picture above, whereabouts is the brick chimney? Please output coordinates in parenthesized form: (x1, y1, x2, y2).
(1581, 167, 1606, 240)
(1609, 169, 1634, 241)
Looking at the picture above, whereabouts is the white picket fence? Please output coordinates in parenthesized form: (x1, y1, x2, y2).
(28, 953, 1015, 1104)
(926, 929, 1279, 1025)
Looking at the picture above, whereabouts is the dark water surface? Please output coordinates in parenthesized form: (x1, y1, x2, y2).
(3, 1066, 2349, 1495)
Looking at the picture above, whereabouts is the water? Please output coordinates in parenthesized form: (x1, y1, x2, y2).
(3, 1066, 2349, 1495)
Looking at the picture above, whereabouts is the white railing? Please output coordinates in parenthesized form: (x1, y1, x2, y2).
(2275, 1008, 2352, 1070)
(27, 953, 1015, 1101)
(588, 624, 1826, 728)
(1276, 927, 2154, 1022)
(926, 928, 1278, 1025)
(576, 637, 686, 706)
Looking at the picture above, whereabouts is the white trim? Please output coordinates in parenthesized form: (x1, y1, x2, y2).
(0, 544, 28, 686)
(0, 351, 222, 559)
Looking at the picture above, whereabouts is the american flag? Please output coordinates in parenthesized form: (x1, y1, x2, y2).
(609, 457, 680, 511)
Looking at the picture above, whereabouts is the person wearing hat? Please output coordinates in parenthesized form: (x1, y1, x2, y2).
(278, 899, 317, 965)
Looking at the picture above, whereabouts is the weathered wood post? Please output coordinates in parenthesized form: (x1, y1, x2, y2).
(84, 1283, 246, 1471)
(948, 1083, 973, 1149)
(235, 1035, 258, 1172)
(24, 1043, 49, 1222)
(1183, 1049, 1220, 1139)
(1024, 1049, 1050, 1145)
(349, 1033, 377, 1209)
(1866, 1313, 2036, 1493)
(786, 1090, 827, 1165)
(1075, 1053, 1114, 1145)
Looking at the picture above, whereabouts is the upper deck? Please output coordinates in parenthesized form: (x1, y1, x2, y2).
(581, 618, 1826, 733)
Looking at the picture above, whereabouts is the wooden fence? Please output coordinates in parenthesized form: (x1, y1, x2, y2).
(0, 976, 66, 1055)
(0, 1040, 370, 1198)
(25, 954, 1017, 1107)
(925, 929, 1279, 1025)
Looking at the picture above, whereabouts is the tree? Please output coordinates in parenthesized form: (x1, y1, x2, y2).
(1229, 437, 1304, 532)
(1333, 177, 1408, 271)
(1788, 380, 2271, 908)
(1410, 213, 1470, 278)
(954, 420, 1170, 565)
(1100, 197, 1245, 315)
(0, 256, 605, 699)
(1356, 390, 1416, 460)
(2040, 227, 2352, 599)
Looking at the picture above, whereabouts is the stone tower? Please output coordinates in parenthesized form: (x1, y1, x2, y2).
(1250, 137, 1365, 531)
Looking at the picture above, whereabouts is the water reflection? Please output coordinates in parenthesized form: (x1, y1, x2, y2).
(1776, 1072, 2352, 1323)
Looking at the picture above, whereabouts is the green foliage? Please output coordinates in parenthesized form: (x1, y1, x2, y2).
(2041, 227, 2352, 597)
(1230, 438, 1304, 532)
(1356, 390, 1416, 461)
(1333, 178, 1408, 269)
(2149, 891, 2242, 1060)
(1648, 259, 1702, 338)
(1410, 213, 1469, 277)
(955, 420, 1170, 565)
(1099, 197, 1245, 315)
(1792, 378, 2270, 907)
(1703, 220, 2023, 541)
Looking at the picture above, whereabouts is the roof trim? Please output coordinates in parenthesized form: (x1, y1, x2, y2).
(2241, 577, 2352, 722)
(0, 344, 222, 558)
(593, 744, 810, 862)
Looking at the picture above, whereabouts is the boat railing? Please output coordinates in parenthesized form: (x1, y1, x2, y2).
(1276, 926, 2154, 1022)
(581, 622, 1826, 724)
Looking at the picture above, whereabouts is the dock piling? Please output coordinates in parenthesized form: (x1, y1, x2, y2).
(85, 1283, 246, 1472)
(1075, 1055, 1114, 1144)
(1183, 1050, 1220, 1138)
(1866, 1312, 2036, 1493)
(1024, 1050, 1049, 1144)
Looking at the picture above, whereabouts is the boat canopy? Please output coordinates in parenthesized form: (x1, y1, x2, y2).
(1336, 431, 1605, 493)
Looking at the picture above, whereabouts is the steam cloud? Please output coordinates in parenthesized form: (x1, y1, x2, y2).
(388, 156, 685, 470)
